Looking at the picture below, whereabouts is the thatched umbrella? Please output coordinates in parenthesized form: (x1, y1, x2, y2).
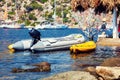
(71, 0, 120, 38)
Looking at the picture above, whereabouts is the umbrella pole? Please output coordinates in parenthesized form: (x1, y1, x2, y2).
(112, 7, 118, 38)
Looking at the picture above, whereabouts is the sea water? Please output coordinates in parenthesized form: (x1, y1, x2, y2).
(0, 28, 118, 80)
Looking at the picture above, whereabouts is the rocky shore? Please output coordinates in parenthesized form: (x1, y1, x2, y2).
(41, 57, 120, 80)
(97, 38, 120, 46)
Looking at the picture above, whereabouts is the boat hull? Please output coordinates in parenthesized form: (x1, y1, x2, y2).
(8, 34, 86, 52)
(70, 41, 96, 53)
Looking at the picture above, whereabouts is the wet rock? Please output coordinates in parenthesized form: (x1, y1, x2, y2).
(32, 62, 51, 72)
(72, 61, 97, 71)
(41, 71, 97, 80)
(100, 57, 120, 67)
(12, 62, 51, 73)
(96, 66, 120, 80)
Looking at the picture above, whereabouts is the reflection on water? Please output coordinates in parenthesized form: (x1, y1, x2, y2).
(70, 52, 93, 59)
(70, 45, 120, 71)
(0, 28, 120, 80)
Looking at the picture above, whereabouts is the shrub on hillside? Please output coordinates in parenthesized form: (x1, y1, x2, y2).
(37, 0, 48, 3)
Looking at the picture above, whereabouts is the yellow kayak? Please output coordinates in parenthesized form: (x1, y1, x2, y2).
(70, 41, 96, 53)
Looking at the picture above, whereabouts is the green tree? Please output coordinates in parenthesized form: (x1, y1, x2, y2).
(29, 1, 43, 11)
(8, 11, 15, 15)
(25, 19, 31, 26)
(28, 13, 37, 20)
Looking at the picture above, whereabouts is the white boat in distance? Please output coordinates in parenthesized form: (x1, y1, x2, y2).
(8, 34, 86, 52)
(35, 21, 68, 29)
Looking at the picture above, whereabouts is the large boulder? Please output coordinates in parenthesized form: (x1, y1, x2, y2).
(41, 71, 97, 80)
(95, 57, 120, 80)
(96, 66, 120, 80)
(12, 62, 51, 73)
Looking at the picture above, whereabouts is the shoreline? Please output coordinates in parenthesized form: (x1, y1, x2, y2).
(97, 38, 120, 46)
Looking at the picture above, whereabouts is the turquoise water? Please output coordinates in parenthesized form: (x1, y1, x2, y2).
(0, 28, 118, 80)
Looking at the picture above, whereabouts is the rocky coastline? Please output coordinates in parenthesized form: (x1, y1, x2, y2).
(41, 57, 120, 80)
(10, 57, 120, 80)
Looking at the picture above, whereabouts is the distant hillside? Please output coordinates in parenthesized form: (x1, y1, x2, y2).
(1, 0, 119, 28)
(0, 0, 73, 27)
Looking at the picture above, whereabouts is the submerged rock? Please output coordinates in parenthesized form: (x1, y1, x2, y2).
(12, 62, 51, 73)
(100, 57, 120, 67)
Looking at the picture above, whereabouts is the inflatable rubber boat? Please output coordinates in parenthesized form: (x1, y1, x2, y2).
(8, 34, 86, 52)
(70, 41, 96, 53)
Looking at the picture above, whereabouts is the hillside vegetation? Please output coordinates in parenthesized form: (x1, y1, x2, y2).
(0, 0, 73, 26)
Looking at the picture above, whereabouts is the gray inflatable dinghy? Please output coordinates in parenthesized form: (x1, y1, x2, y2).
(8, 34, 86, 52)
